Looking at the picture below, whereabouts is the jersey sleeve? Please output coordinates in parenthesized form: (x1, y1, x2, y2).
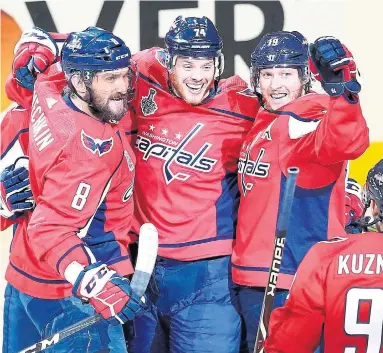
(0, 105, 30, 229)
(288, 94, 369, 166)
(5, 75, 33, 110)
(264, 243, 327, 353)
(1, 217, 16, 231)
(1, 104, 30, 164)
(27, 151, 117, 277)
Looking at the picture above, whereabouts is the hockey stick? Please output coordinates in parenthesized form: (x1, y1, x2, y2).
(18, 223, 159, 353)
(253, 167, 299, 353)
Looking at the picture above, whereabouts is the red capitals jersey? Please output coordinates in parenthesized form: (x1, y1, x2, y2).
(265, 233, 383, 353)
(131, 48, 258, 260)
(6, 64, 136, 299)
(232, 93, 369, 288)
(0, 76, 32, 230)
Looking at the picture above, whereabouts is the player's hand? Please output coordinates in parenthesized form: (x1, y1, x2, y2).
(0, 157, 35, 219)
(309, 36, 361, 97)
(13, 27, 59, 90)
(67, 262, 146, 325)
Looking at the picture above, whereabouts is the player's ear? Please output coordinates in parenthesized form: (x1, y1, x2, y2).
(70, 73, 87, 95)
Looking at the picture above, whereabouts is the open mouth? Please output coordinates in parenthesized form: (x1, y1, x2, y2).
(186, 83, 204, 94)
(108, 98, 126, 111)
(109, 97, 126, 107)
(270, 93, 288, 100)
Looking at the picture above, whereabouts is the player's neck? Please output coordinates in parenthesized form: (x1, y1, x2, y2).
(70, 95, 102, 122)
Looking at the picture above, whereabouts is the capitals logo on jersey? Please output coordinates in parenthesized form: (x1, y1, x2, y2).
(81, 129, 114, 157)
(238, 120, 276, 195)
(136, 123, 218, 184)
(239, 143, 270, 195)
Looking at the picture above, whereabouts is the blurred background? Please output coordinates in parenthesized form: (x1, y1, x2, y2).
(1, 0, 382, 342)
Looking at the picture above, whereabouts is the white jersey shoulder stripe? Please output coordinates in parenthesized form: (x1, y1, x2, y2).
(288, 115, 321, 140)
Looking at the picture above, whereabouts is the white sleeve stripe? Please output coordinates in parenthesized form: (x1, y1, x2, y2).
(330, 57, 351, 66)
(84, 246, 97, 264)
(288, 115, 321, 139)
(13, 47, 29, 65)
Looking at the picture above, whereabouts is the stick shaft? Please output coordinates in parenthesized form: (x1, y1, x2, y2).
(253, 167, 299, 353)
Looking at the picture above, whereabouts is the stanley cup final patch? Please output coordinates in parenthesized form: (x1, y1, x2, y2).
(140, 88, 158, 116)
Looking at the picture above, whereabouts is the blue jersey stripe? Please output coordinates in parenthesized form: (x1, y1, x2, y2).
(139, 73, 164, 90)
(125, 130, 138, 136)
(274, 110, 320, 122)
(10, 262, 67, 284)
(106, 255, 130, 266)
(208, 107, 255, 122)
(279, 173, 335, 274)
(159, 233, 233, 248)
(216, 170, 240, 239)
(56, 244, 91, 273)
(83, 199, 122, 263)
(231, 262, 296, 275)
(79, 153, 124, 264)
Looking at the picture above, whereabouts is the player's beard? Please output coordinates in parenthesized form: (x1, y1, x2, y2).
(169, 73, 213, 106)
(88, 90, 129, 123)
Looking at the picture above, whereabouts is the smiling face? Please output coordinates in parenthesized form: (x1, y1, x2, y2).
(169, 56, 215, 105)
(259, 67, 304, 111)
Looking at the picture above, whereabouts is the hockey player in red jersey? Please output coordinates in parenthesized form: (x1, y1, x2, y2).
(127, 16, 258, 353)
(265, 159, 383, 353)
(6, 18, 259, 352)
(2, 28, 144, 353)
(232, 31, 369, 352)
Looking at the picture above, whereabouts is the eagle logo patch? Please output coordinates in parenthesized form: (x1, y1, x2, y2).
(81, 129, 114, 157)
(155, 49, 167, 68)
